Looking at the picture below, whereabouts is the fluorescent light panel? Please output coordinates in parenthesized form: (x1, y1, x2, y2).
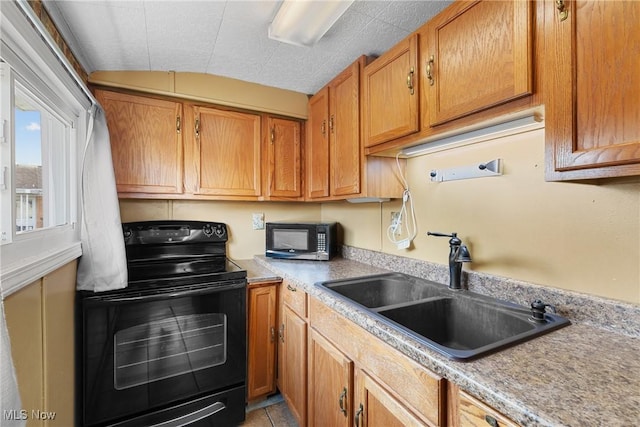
(402, 114, 543, 157)
(269, 0, 354, 47)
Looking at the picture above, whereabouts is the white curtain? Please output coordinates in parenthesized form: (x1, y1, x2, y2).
(76, 105, 127, 292)
(0, 303, 24, 427)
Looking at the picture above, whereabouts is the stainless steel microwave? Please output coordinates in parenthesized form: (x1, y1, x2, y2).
(265, 222, 338, 261)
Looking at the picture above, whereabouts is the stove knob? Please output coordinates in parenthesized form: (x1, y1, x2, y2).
(214, 225, 225, 238)
(203, 224, 214, 237)
(123, 228, 132, 240)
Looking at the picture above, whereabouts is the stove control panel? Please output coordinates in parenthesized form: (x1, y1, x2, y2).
(123, 221, 228, 244)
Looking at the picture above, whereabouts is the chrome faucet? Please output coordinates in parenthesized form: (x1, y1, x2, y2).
(427, 232, 472, 290)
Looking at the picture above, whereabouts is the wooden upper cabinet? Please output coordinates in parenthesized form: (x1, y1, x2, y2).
(363, 35, 419, 147)
(544, 0, 640, 180)
(265, 116, 303, 199)
(185, 105, 262, 197)
(96, 89, 183, 195)
(307, 87, 331, 198)
(422, 0, 533, 127)
(306, 58, 363, 200)
(329, 59, 362, 196)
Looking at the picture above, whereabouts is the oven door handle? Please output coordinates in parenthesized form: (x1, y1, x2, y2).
(152, 401, 226, 427)
(101, 281, 245, 303)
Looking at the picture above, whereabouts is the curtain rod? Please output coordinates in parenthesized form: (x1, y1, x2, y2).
(15, 0, 97, 109)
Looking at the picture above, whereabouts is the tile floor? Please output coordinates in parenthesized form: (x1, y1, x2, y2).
(241, 394, 298, 427)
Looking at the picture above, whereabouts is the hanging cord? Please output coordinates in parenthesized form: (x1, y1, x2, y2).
(387, 153, 417, 248)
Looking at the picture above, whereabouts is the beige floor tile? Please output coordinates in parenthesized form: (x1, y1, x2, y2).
(265, 402, 298, 427)
(240, 408, 272, 427)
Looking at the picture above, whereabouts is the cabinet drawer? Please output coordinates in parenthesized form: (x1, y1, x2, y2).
(282, 281, 307, 318)
(309, 297, 445, 426)
(457, 389, 518, 427)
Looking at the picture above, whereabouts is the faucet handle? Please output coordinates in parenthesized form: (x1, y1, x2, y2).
(427, 231, 455, 238)
(427, 231, 461, 245)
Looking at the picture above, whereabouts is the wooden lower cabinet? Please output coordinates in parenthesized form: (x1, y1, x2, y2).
(448, 383, 519, 427)
(356, 370, 428, 427)
(309, 297, 445, 426)
(293, 295, 520, 427)
(278, 282, 308, 426)
(308, 326, 428, 427)
(308, 329, 354, 427)
(247, 281, 279, 401)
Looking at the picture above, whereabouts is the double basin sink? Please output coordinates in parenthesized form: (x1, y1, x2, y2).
(316, 272, 570, 361)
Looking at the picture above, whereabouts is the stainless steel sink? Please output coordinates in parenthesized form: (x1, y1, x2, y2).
(316, 273, 570, 361)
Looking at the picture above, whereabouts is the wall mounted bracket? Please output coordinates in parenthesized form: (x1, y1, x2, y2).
(429, 159, 502, 182)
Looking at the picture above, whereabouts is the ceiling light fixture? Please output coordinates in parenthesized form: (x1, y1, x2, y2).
(401, 114, 543, 157)
(268, 0, 354, 47)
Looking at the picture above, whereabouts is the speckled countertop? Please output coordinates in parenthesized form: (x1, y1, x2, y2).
(235, 250, 640, 427)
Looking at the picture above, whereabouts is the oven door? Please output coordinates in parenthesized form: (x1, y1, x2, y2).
(78, 279, 246, 427)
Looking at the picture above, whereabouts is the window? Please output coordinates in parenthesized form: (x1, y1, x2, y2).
(1, 63, 73, 243)
(13, 80, 71, 234)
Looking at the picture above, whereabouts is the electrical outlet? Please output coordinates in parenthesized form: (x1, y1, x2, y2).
(390, 212, 401, 236)
(252, 213, 265, 230)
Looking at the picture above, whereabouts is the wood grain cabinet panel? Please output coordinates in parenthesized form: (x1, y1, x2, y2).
(247, 282, 278, 401)
(277, 282, 308, 427)
(96, 89, 183, 195)
(308, 329, 354, 427)
(306, 58, 362, 199)
(306, 86, 331, 198)
(544, 0, 640, 179)
(309, 297, 445, 427)
(308, 56, 405, 200)
(187, 105, 262, 197)
(448, 383, 519, 427)
(356, 370, 428, 427)
(265, 116, 303, 199)
(422, 0, 533, 127)
(363, 35, 419, 147)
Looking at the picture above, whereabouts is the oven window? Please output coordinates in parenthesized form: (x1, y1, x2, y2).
(114, 313, 227, 390)
(273, 229, 308, 250)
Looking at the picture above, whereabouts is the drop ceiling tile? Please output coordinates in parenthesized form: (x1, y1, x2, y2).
(221, 0, 280, 25)
(144, 1, 225, 72)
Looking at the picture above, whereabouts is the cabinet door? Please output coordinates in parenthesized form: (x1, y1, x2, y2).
(355, 370, 427, 427)
(308, 329, 354, 427)
(265, 116, 302, 199)
(96, 89, 183, 195)
(423, 0, 532, 127)
(189, 106, 262, 197)
(279, 305, 308, 426)
(450, 385, 518, 427)
(544, 0, 640, 180)
(247, 283, 278, 400)
(363, 34, 419, 147)
(306, 87, 330, 199)
(330, 59, 362, 196)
